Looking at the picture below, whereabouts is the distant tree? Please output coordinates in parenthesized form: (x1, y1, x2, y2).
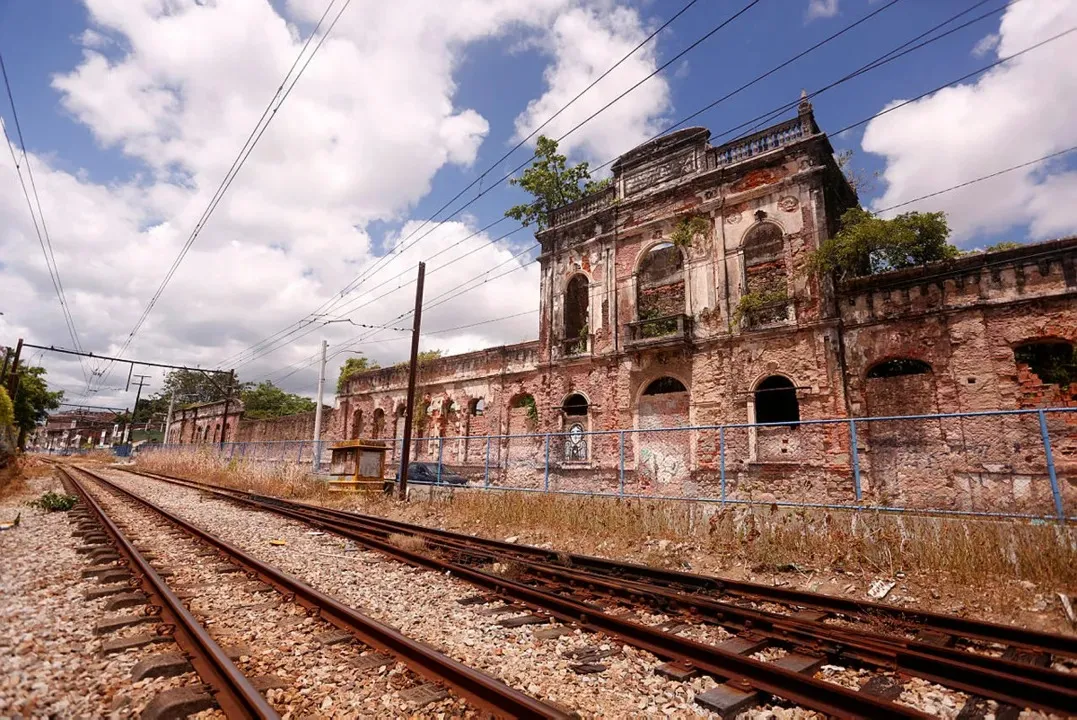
(11, 365, 63, 448)
(393, 349, 443, 370)
(807, 207, 958, 281)
(239, 381, 316, 420)
(505, 136, 611, 230)
(154, 369, 244, 409)
(336, 356, 380, 395)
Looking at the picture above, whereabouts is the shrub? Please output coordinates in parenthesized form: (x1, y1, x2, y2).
(30, 491, 79, 512)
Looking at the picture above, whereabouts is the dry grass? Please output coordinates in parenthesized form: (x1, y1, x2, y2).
(132, 449, 1077, 589)
(429, 491, 1077, 588)
(388, 532, 427, 553)
(135, 448, 336, 503)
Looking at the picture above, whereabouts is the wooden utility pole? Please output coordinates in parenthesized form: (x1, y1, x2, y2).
(6, 338, 23, 397)
(219, 369, 235, 451)
(312, 341, 328, 472)
(397, 262, 426, 500)
(130, 374, 150, 445)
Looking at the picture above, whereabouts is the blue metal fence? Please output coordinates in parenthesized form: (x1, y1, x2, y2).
(139, 407, 1077, 521)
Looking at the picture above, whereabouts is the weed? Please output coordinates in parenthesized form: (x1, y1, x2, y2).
(30, 491, 79, 512)
(388, 533, 426, 553)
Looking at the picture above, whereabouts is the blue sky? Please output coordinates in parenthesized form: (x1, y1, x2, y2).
(2, 0, 1076, 402)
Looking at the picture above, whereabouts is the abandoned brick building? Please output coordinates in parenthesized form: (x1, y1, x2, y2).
(176, 99, 1077, 516)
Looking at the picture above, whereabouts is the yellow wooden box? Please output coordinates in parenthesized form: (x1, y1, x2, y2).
(327, 439, 388, 492)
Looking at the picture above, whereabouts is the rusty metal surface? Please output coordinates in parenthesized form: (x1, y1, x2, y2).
(75, 465, 571, 720)
(59, 466, 279, 720)
(121, 468, 1077, 718)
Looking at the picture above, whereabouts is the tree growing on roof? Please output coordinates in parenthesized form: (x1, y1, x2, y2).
(505, 136, 611, 231)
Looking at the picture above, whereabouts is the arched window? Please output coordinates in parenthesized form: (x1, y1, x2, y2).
(351, 407, 363, 439)
(469, 398, 485, 416)
(754, 375, 799, 424)
(1014, 340, 1075, 385)
(222, 423, 229, 442)
(867, 358, 932, 379)
(740, 222, 789, 326)
(643, 376, 688, 395)
(372, 408, 385, 438)
(564, 275, 589, 354)
(562, 393, 589, 416)
(637, 243, 685, 337)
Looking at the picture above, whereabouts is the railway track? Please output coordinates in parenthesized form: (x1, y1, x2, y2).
(57, 464, 571, 719)
(102, 464, 1077, 719)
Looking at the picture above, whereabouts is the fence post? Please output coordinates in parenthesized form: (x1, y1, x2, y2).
(1038, 410, 1065, 521)
(719, 426, 726, 505)
(849, 419, 862, 503)
(296, 441, 305, 463)
(437, 437, 444, 485)
(228, 442, 235, 461)
(484, 436, 491, 488)
(618, 431, 625, 497)
(543, 433, 550, 492)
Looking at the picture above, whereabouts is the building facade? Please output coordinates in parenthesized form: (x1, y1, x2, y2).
(329, 101, 1076, 515)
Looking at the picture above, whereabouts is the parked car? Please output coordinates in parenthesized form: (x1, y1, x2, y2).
(384, 462, 468, 493)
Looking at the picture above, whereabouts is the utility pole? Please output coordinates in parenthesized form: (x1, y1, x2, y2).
(312, 340, 328, 473)
(163, 390, 176, 444)
(219, 369, 235, 451)
(6, 338, 23, 397)
(130, 374, 150, 445)
(397, 262, 426, 501)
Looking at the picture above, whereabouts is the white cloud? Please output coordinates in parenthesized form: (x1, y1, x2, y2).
(512, 5, 672, 162)
(972, 32, 1000, 58)
(860, 0, 1077, 244)
(0, 0, 658, 405)
(806, 0, 839, 22)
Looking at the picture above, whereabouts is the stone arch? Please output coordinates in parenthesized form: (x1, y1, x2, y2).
(372, 408, 385, 438)
(636, 375, 691, 487)
(740, 220, 789, 325)
(351, 406, 363, 439)
(561, 392, 590, 462)
(635, 242, 686, 330)
(564, 274, 590, 353)
(753, 374, 799, 424)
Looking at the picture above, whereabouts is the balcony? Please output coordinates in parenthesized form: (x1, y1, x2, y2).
(625, 314, 691, 349)
(740, 300, 792, 330)
(547, 185, 616, 229)
(708, 118, 807, 169)
(561, 334, 592, 359)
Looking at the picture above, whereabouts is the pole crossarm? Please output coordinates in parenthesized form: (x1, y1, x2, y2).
(22, 343, 232, 375)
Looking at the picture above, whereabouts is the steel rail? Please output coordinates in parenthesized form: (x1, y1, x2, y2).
(190, 475, 1076, 659)
(113, 469, 936, 718)
(169, 477, 1077, 715)
(58, 466, 280, 719)
(72, 465, 571, 720)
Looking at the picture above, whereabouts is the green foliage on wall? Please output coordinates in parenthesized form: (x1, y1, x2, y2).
(239, 381, 316, 419)
(669, 214, 709, 248)
(336, 356, 381, 394)
(733, 288, 789, 327)
(505, 136, 610, 230)
(806, 208, 958, 281)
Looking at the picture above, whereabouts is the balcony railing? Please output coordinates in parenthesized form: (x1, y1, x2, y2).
(561, 335, 591, 358)
(709, 118, 806, 168)
(548, 185, 616, 229)
(741, 301, 792, 329)
(625, 313, 691, 347)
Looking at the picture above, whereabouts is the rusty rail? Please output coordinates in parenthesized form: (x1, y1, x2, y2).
(58, 466, 280, 719)
(72, 465, 571, 720)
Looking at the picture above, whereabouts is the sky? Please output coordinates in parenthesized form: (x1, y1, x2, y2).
(1, 0, 1075, 411)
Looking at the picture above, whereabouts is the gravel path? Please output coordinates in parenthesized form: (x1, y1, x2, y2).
(101, 467, 736, 719)
(0, 470, 208, 718)
(80, 472, 474, 719)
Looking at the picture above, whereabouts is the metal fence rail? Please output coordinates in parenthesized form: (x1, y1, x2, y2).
(138, 406, 1077, 521)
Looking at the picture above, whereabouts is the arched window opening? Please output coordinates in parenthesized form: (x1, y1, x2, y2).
(754, 375, 799, 424)
(867, 358, 932, 379)
(1015, 341, 1075, 385)
(562, 393, 589, 416)
(351, 408, 363, 439)
(740, 222, 789, 326)
(510, 393, 538, 426)
(222, 423, 229, 442)
(564, 275, 590, 354)
(643, 377, 688, 396)
(372, 408, 385, 438)
(469, 398, 485, 416)
(637, 243, 685, 338)
(213, 425, 221, 443)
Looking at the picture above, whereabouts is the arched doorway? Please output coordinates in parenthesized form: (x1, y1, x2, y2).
(562, 393, 589, 462)
(637, 376, 690, 489)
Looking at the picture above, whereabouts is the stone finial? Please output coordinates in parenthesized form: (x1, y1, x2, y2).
(798, 90, 816, 133)
(798, 89, 812, 115)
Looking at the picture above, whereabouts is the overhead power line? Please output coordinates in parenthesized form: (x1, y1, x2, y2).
(221, 0, 762, 369)
(93, 0, 351, 392)
(0, 49, 90, 384)
(875, 145, 1077, 214)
